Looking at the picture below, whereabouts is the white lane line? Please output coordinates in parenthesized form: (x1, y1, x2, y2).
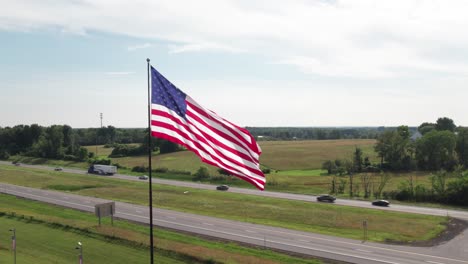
(355, 248, 373, 253)
(298, 239, 309, 243)
(6, 185, 468, 264)
(426, 261, 446, 264)
(203, 223, 214, 226)
(245, 230, 257, 234)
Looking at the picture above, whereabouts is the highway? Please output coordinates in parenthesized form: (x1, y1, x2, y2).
(2, 161, 467, 220)
(1, 182, 468, 264)
(2, 161, 468, 263)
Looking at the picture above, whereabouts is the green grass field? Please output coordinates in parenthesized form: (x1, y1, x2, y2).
(259, 139, 378, 170)
(11, 139, 442, 198)
(0, 194, 322, 264)
(0, 165, 447, 243)
(86, 139, 378, 173)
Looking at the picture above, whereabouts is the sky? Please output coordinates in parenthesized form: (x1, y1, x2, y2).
(1, 0, 468, 128)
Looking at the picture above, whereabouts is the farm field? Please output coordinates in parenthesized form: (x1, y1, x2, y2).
(0, 165, 447, 243)
(0, 194, 321, 264)
(11, 139, 440, 197)
(88, 139, 378, 173)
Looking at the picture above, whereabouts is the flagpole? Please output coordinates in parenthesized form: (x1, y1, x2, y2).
(147, 58, 155, 264)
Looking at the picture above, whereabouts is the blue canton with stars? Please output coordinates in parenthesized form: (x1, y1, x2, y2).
(151, 66, 188, 118)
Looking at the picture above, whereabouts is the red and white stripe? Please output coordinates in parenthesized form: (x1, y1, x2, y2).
(151, 96, 265, 190)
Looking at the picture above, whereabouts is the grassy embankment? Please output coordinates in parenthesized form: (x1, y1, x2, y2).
(0, 194, 321, 264)
(0, 165, 447, 243)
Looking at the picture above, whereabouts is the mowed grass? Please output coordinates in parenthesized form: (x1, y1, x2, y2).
(0, 217, 158, 264)
(0, 194, 321, 264)
(0, 165, 447, 243)
(259, 139, 377, 170)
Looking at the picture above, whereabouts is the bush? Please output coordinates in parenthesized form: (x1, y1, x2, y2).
(63, 154, 77, 161)
(132, 166, 148, 173)
(261, 168, 271, 174)
(89, 158, 111, 165)
(0, 150, 10, 160)
(193, 166, 210, 181)
(154, 167, 168, 173)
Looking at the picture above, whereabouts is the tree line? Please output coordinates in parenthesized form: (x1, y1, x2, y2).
(0, 124, 180, 162)
(321, 117, 468, 205)
(247, 127, 399, 140)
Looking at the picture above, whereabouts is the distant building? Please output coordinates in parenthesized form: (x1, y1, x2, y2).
(410, 131, 422, 141)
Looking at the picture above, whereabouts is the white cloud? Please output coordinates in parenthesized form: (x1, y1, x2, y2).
(105, 71, 134, 75)
(168, 42, 245, 54)
(1, 0, 468, 79)
(127, 43, 152, 51)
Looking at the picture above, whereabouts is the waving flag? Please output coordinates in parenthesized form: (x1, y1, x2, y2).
(150, 66, 265, 190)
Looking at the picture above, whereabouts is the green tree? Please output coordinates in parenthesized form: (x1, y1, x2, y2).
(415, 130, 457, 171)
(374, 126, 412, 170)
(418, 122, 435, 135)
(193, 166, 210, 181)
(435, 117, 456, 132)
(456, 128, 468, 168)
(353, 147, 363, 172)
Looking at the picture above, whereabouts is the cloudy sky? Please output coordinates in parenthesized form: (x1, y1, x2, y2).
(1, 0, 467, 128)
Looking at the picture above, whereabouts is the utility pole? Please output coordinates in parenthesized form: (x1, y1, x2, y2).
(9, 228, 16, 264)
(100, 113, 103, 128)
(76, 242, 83, 264)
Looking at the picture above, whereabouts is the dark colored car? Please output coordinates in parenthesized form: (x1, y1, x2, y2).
(216, 185, 229, 191)
(54, 167, 63, 171)
(372, 200, 390, 206)
(139, 175, 149, 180)
(316, 195, 336, 203)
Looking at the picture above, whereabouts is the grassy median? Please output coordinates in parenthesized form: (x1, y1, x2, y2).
(0, 194, 322, 264)
(0, 165, 447, 243)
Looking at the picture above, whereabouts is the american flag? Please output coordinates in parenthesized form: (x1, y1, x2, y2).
(150, 66, 265, 190)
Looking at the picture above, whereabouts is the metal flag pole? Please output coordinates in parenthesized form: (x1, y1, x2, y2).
(146, 58, 155, 264)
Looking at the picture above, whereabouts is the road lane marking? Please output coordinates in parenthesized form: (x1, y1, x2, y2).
(245, 230, 257, 233)
(426, 261, 446, 264)
(355, 248, 373, 253)
(203, 223, 214, 226)
(4, 183, 468, 264)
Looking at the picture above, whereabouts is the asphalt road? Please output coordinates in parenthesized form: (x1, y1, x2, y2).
(1, 182, 468, 264)
(3, 161, 467, 220)
(3, 161, 468, 263)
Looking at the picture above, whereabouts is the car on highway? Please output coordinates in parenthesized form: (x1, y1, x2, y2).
(138, 175, 149, 180)
(216, 185, 229, 191)
(316, 194, 336, 203)
(372, 200, 390, 207)
(54, 167, 63, 171)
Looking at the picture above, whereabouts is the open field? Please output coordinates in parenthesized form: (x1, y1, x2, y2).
(0, 165, 448, 243)
(259, 139, 378, 170)
(84, 139, 378, 173)
(0, 194, 321, 264)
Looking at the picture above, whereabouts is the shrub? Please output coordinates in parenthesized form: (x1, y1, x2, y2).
(63, 154, 77, 161)
(0, 150, 10, 160)
(193, 166, 210, 181)
(154, 167, 168, 173)
(89, 158, 111, 165)
(132, 166, 148, 173)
